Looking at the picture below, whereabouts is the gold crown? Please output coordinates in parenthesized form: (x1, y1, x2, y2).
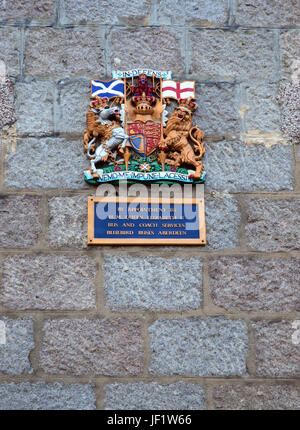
(90, 96, 109, 110)
(178, 97, 197, 113)
(132, 94, 154, 114)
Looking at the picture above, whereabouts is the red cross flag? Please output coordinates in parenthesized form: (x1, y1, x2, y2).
(161, 80, 195, 100)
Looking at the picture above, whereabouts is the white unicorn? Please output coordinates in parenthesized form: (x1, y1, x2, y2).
(86, 105, 129, 174)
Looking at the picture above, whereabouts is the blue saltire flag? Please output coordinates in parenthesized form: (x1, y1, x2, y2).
(91, 79, 124, 98)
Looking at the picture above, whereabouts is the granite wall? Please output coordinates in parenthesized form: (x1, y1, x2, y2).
(0, 0, 299, 410)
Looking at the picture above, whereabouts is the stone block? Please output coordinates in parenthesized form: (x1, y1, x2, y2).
(245, 199, 300, 251)
(48, 195, 87, 248)
(0, 195, 41, 247)
(4, 137, 88, 189)
(190, 30, 275, 80)
(40, 318, 144, 376)
(105, 382, 205, 410)
(110, 27, 184, 75)
(15, 81, 54, 135)
(25, 28, 105, 79)
(1, 255, 96, 310)
(252, 321, 300, 376)
(204, 141, 293, 192)
(0, 318, 34, 375)
(209, 257, 300, 312)
(103, 255, 202, 311)
(213, 383, 300, 410)
(149, 318, 248, 376)
(0, 382, 96, 410)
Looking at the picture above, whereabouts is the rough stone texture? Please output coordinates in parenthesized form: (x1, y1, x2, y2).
(25, 28, 105, 79)
(63, 0, 151, 25)
(149, 318, 248, 376)
(158, 0, 228, 25)
(194, 83, 240, 135)
(0, 318, 34, 375)
(105, 382, 205, 410)
(0, 0, 55, 22)
(0, 28, 20, 77)
(252, 321, 300, 377)
(110, 27, 184, 75)
(0, 195, 41, 247)
(190, 30, 275, 80)
(103, 255, 202, 311)
(57, 80, 90, 134)
(0, 382, 96, 410)
(209, 257, 300, 312)
(204, 141, 293, 192)
(4, 137, 88, 189)
(1, 255, 96, 310)
(63, 0, 104, 23)
(281, 31, 300, 82)
(236, 0, 300, 26)
(48, 196, 87, 248)
(245, 199, 300, 252)
(0, 0, 298, 411)
(244, 82, 281, 132)
(205, 195, 240, 249)
(0, 78, 16, 129)
(278, 81, 300, 144)
(15, 81, 54, 135)
(0, 141, 2, 188)
(40, 319, 144, 376)
(213, 383, 300, 410)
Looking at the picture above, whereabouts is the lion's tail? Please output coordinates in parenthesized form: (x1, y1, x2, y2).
(189, 126, 205, 158)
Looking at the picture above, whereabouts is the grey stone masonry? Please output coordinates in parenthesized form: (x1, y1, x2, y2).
(0, 382, 96, 410)
(4, 137, 88, 189)
(109, 27, 184, 75)
(0, 195, 41, 247)
(252, 321, 300, 377)
(204, 141, 293, 192)
(57, 80, 90, 134)
(0, 78, 15, 129)
(0, 0, 55, 23)
(0, 318, 34, 375)
(63, 0, 152, 25)
(157, 0, 228, 25)
(213, 383, 300, 410)
(0, 0, 299, 411)
(14, 81, 54, 136)
(278, 81, 300, 144)
(236, 0, 300, 27)
(209, 257, 300, 312)
(194, 83, 240, 136)
(205, 195, 241, 249)
(190, 30, 275, 80)
(1, 255, 96, 310)
(243, 82, 281, 132)
(48, 196, 87, 248)
(40, 318, 144, 376)
(245, 199, 300, 252)
(105, 382, 205, 410)
(149, 318, 248, 376)
(103, 255, 202, 311)
(0, 27, 21, 77)
(25, 28, 105, 79)
(281, 31, 300, 82)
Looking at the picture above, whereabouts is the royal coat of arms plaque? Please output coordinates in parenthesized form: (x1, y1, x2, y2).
(84, 69, 207, 245)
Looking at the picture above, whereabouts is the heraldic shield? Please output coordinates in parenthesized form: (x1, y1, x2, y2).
(83, 69, 206, 184)
(128, 122, 162, 157)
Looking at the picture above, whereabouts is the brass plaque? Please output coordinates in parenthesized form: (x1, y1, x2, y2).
(88, 197, 206, 245)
